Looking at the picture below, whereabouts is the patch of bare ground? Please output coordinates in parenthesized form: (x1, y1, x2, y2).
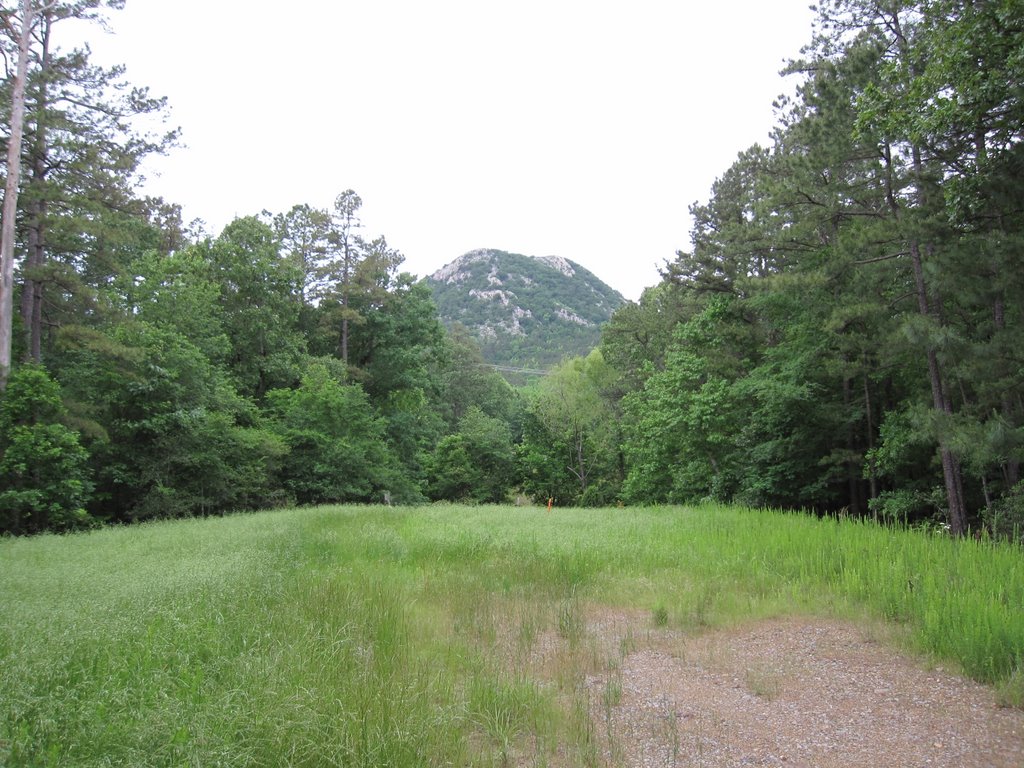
(574, 610, 1024, 768)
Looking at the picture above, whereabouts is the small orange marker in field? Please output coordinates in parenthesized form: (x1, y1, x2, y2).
(547, 497, 553, 511)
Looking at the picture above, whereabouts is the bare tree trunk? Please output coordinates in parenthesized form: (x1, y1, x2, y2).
(20, 10, 50, 363)
(565, 422, 588, 498)
(0, 0, 35, 391)
(843, 373, 864, 516)
(20, 213, 44, 361)
(863, 370, 878, 509)
(909, 238, 967, 534)
(341, 307, 349, 366)
(993, 296, 1020, 487)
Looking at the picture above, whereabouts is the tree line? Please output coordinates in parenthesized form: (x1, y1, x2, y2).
(0, 1, 531, 532)
(2, 0, 1023, 538)
(598, 0, 1024, 537)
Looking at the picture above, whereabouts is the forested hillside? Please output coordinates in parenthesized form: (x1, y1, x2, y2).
(601, 0, 1024, 535)
(1, 0, 1022, 537)
(425, 249, 625, 369)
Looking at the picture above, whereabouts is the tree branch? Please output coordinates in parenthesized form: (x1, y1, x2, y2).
(853, 251, 908, 265)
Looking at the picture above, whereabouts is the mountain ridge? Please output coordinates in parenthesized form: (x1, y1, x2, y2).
(424, 248, 626, 370)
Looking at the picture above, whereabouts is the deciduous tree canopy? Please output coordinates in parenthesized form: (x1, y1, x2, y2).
(2, 0, 1021, 537)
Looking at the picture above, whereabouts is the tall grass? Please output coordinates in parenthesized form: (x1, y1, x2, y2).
(2, 504, 1022, 765)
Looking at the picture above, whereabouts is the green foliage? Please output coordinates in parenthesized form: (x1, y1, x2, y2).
(346, 277, 448, 499)
(13, 11, 180, 369)
(272, 203, 332, 304)
(267, 363, 399, 505)
(427, 406, 516, 503)
(209, 217, 306, 399)
(521, 350, 622, 505)
(11, 0, 1024, 536)
(601, 281, 693, 390)
(985, 482, 1024, 544)
(116, 246, 232, 364)
(606, 0, 1024, 529)
(516, 411, 578, 507)
(427, 434, 476, 502)
(620, 298, 747, 505)
(0, 366, 94, 533)
(57, 322, 283, 521)
(457, 407, 516, 500)
(433, 323, 522, 429)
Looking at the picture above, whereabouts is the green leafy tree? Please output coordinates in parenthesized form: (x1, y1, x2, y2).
(433, 323, 520, 428)
(620, 296, 748, 504)
(266, 362, 399, 505)
(321, 189, 364, 366)
(802, 0, 1024, 532)
(116, 246, 231, 364)
(346, 271, 433, 396)
(8, 3, 176, 371)
(342, 273, 448, 497)
(207, 217, 305, 399)
(56, 321, 284, 521)
(427, 406, 516, 503)
(272, 203, 332, 305)
(523, 349, 621, 505)
(517, 410, 576, 506)
(601, 282, 693, 391)
(0, 364, 93, 533)
(426, 434, 475, 501)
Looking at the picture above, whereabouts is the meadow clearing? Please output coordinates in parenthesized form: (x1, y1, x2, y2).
(1, 504, 1022, 766)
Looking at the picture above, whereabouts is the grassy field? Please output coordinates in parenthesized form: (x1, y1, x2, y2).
(2, 504, 1022, 766)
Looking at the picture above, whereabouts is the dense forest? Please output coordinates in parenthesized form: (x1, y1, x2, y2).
(1, 0, 1022, 538)
(604, 0, 1024, 536)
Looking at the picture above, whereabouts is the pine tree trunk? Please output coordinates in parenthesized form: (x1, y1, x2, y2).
(890, 4, 968, 534)
(20, 211, 43, 362)
(993, 296, 1020, 488)
(909, 238, 967, 534)
(0, 0, 35, 391)
(863, 371, 878, 509)
(19, 11, 50, 363)
(341, 313, 349, 366)
(843, 373, 864, 516)
(21, 144, 47, 364)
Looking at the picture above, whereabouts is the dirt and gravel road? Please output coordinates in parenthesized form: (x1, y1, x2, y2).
(572, 612, 1024, 767)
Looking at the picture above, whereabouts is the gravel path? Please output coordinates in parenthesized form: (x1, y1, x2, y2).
(578, 613, 1024, 768)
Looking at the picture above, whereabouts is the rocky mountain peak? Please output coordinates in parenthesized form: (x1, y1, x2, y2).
(424, 248, 625, 370)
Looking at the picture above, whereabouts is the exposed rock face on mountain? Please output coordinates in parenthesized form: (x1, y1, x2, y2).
(425, 248, 626, 369)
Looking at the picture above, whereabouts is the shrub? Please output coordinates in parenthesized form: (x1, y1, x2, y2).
(0, 366, 94, 534)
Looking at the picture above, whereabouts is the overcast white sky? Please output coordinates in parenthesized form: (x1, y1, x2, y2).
(79, 1, 815, 301)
